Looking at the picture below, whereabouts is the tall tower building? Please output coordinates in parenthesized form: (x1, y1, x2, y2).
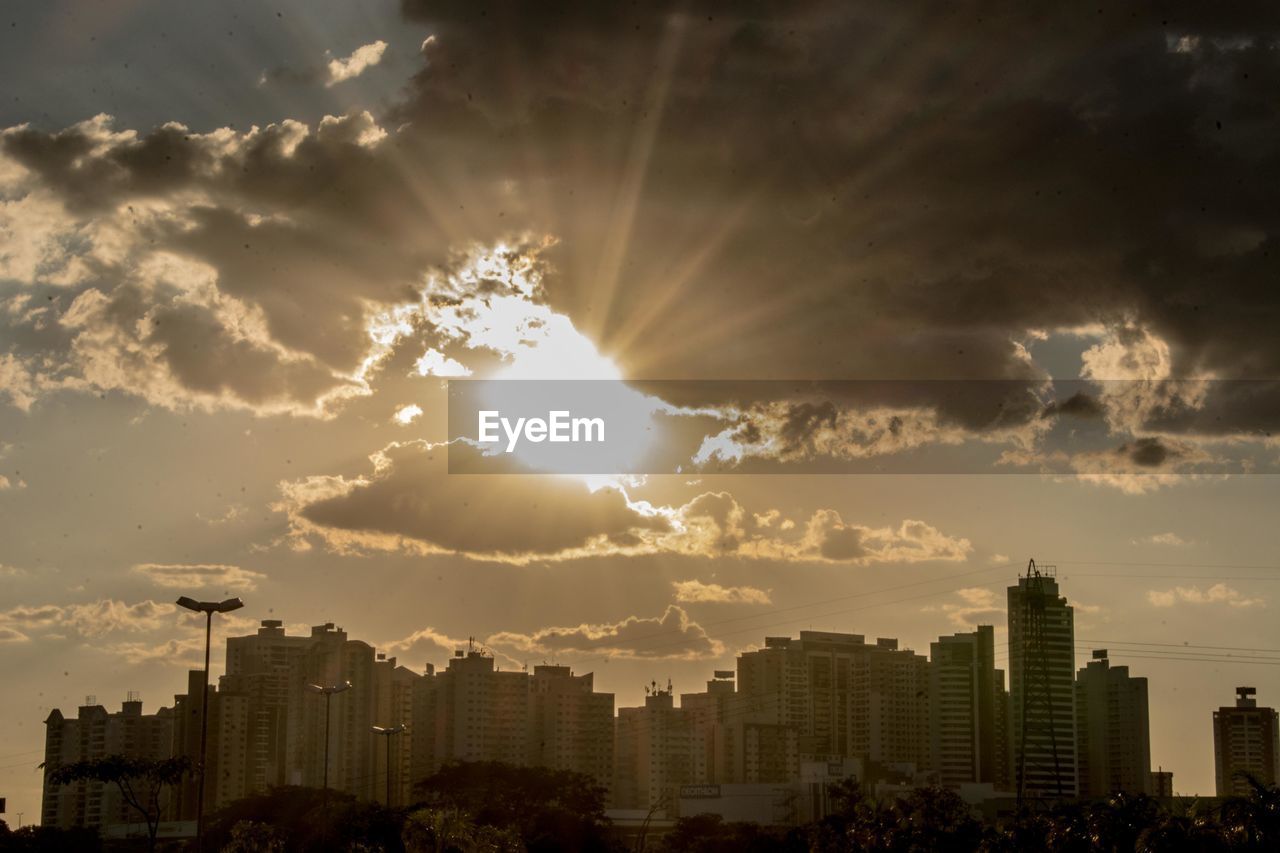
(42, 696, 174, 831)
(930, 625, 1012, 790)
(1008, 562, 1077, 800)
(1075, 650, 1152, 797)
(1213, 687, 1279, 797)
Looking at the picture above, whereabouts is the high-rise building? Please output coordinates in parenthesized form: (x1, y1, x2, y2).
(1150, 767, 1174, 798)
(423, 647, 531, 768)
(930, 625, 1012, 790)
(283, 623, 378, 798)
(529, 665, 615, 793)
(1213, 686, 1279, 797)
(409, 652, 613, 791)
(171, 670, 252, 818)
(220, 619, 322, 793)
(735, 631, 932, 775)
(680, 672, 737, 784)
(1075, 650, 1152, 798)
(613, 684, 696, 811)
(371, 653, 420, 807)
(1008, 564, 1078, 799)
(409, 664, 439, 784)
(679, 671, 801, 786)
(42, 695, 174, 831)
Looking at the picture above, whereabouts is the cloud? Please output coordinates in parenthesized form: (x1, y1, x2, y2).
(672, 580, 771, 605)
(1147, 584, 1264, 609)
(0, 599, 177, 638)
(278, 444, 971, 565)
(107, 636, 206, 667)
(0, 625, 29, 643)
(488, 605, 722, 660)
(1068, 436, 1219, 494)
(390, 1, 1280, 400)
(393, 403, 423, 425)
(382, 627, 467, 664)
(276, 439, 670, 563)
(0, 111, 429, 416)
(5, 5, 1280, 476)
(326, 40, 389, 86)
(1133, 532, 1192, 547)
(926, 587, 1005, 630)
(131, 562, 265, 592)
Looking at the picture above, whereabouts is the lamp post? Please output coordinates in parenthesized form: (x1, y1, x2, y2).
(307, 681, 351, 820)
(371, 724, 405, 807)
(175, 596, 244, 853)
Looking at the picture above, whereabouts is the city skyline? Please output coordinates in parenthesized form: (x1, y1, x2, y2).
(32, 562, 1280, 829)
(4, 0, 1280, 833)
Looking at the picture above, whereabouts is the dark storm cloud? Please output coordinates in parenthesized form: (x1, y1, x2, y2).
(5, 0, 1280, 441)
(1042, 391, 1105, 420)
(392, 0, 1280, 395)
(0, 111, 518, 412)
(286, 440, 671, 560)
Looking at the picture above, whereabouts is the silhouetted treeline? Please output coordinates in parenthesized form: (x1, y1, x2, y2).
(5, 764, 1278, 851)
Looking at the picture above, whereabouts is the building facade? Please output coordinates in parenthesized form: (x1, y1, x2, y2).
(613, 685, 696, 811)
(930, 625, 1012, 790)
(42, 696, 174, 831)
(1008, 567, 1078, 799)
(735, 631, 933, 777)
(1213, 686, 1279, 797)
(1075, 650, 1152, 798)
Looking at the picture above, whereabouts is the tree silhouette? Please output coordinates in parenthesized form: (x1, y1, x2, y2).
(415, 761, 611, 852)
(43, 755, 189, 852)
(1219, 771, 1280, 852)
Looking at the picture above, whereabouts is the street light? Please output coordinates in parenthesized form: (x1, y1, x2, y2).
(175, 596, 244, 853)
(371, 724, 405, 807)
(307, 681, 351, 819)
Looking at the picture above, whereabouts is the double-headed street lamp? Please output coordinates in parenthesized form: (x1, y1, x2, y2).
(307, 681, 351, 818)
(371, 724, 405, 807)
(175, 596, 244, 852)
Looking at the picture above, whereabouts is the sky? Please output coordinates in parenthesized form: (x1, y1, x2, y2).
(3, 0, 1280, 822)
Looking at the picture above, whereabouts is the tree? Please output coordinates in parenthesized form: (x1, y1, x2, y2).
(415, 761, 612, 852)
(401, 807, 524, 853)
(204, 786, 406, 852)
(0, 822, 103, 853)
(223, 820, 286, 853)
(811, 785, 984, 853)
(1082, 792, 1161, 851)
(43, 755, 188, 853)
(661, 813, 804, 853)
(1218, 771, 1280, 851)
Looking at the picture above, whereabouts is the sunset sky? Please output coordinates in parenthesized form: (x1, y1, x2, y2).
(3, 0, 1280, 821)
